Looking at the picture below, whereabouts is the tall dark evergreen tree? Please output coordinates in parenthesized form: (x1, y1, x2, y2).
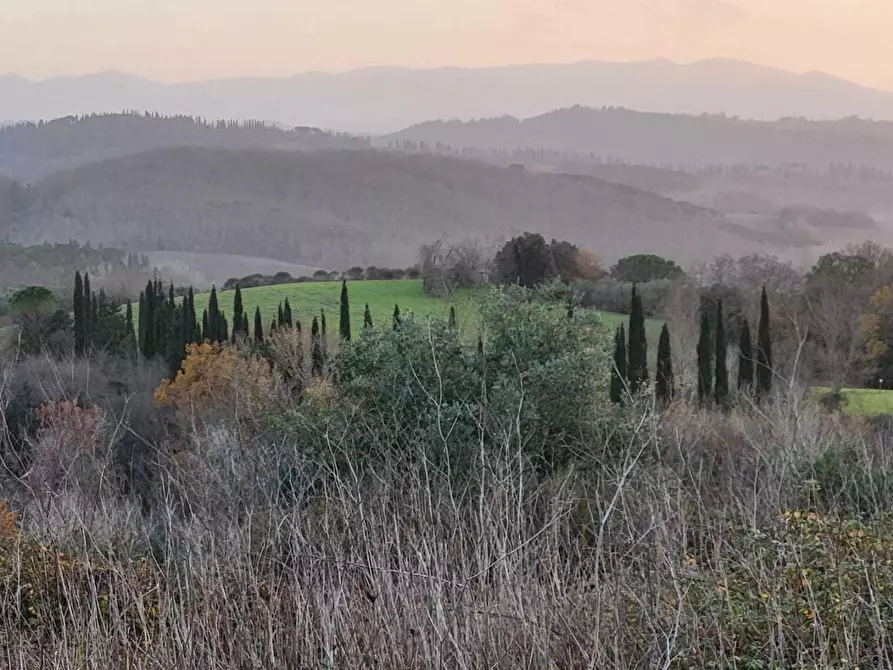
(277, 303, 284, 329)
(270, 319, 277, 334)
(364, 303, 373, 329)
(202, 310, 209, 342)
(254, 307, 264, 343)
(283, 298, 293, 328)
(242, 313, 249, 338)
(714, 300, 729, 407)
(393, 304, 401, 330)
(311, 317, 324, 377)
(610, 325, 628, 404)
(756, 287, 773, 399)
(183, 287, 195, 345)
(232, 285, 244, 341)
(141, 279, 155, 358)
(737, 318, 755, 391)
(339, 281, 351, 341)
(220, 314, 229, 343)
(124, 299, 136, 354)
(83, 273, 93, 349)
(73, 271, 85, 356)
(627, 285, 648, 393)
(656, 323, 674, 405)
(697, 309, 713, 406)
(91, 292, 98, 344)
(449, 306, 457, 330)
(138, 291, 147, 356)
(208, 286, 221, 343)
(165, 306, 185, 377)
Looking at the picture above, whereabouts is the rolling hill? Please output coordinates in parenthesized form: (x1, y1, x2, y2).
(3, 146, 778, 269)
(386, 107, 893, 173)
(5, 59, 893, 134)
(0, 113, 368, 180)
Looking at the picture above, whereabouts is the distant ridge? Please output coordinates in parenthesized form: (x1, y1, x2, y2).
(3, 59, 893, 134)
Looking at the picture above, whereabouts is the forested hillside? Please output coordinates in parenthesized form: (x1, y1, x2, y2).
(0, 113, 368, 180)
(4, 147, 768, 268)
(388, 107, 893, 172)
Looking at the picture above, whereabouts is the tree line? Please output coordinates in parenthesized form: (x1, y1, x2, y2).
(610, 283, 774, 407)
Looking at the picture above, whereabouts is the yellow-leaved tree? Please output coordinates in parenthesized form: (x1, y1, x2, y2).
(859, 285, 893, 384)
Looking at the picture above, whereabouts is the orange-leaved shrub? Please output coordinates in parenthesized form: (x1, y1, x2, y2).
(154, 342, 274, 423)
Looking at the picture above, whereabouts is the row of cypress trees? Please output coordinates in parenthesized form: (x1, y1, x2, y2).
(131, 278, 384, 377)
(74, 271, 135, 356)
(697, 287, 773, 405)
(609, 285, 675, 405)
(611, 284, 774, 407)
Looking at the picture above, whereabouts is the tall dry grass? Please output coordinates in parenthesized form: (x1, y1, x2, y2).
(1, 352, 893, 668)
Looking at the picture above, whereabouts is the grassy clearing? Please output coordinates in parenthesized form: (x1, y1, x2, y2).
(146, 279, 666, 341)
(200, 280, 480, 335)
(135, 280, 666, 348)
(814, 387, 893, 417)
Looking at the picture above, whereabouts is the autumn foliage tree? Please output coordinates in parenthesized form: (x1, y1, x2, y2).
(154, 342, 274, 422)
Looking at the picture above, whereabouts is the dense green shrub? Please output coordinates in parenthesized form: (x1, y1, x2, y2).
(333, 283, 611, 472)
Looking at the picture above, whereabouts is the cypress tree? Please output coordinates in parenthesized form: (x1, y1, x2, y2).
(449, 306, 457, 330)
(627, 285, 648, 393)
(320, 309, 328, 365)
(277, 303, 284, 329)
(202, 310, 209, 342)
(756, 287, 773, 399)
(393, 304, 401, 330)
(220, 313, 229, 343)
(610, 325, 627, 404)
(656, 323, 674, 405)
(125, 299, 136, 354)
(270, 319, 277, 334)
(738, 318, 755, 391)
(339, 281, 351, 341)
(242, 313, 249, 338)
(254, 307, 264, 343)
(165, 306, 185, 377)
(697, 309, 713, 406)
(183, 287, 194, 345)
(91, 291, 98, 344)
(311, 317, 324, 377)
(142, 279, 155, 358)
(138, 291, 147, 356)
(73, 271, 85, 356)
(207, 286, 220, 343)
(364, 303, 373, 329)
(714, 300, 729, 407)
(168, 283, 175, 309)
(232, 285, 244, 339)
(83, 273, 93, 349)
(283, 298, 293, 328)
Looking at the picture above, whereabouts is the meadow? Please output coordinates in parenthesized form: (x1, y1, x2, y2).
(815, 387, 893, 417)
(185, 279, 667, 341)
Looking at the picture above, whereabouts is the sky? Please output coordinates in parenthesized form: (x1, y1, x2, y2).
(1, 0, 892, 90)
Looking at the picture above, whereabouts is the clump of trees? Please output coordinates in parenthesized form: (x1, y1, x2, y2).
(489, 232, 604, 289)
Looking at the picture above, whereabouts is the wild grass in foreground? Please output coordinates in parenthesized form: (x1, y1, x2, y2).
(4, 286, 893, 668)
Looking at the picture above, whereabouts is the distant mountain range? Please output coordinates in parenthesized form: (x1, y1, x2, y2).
(4, 59, 893, 134)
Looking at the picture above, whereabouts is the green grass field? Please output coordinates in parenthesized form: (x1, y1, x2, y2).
(814, 387, 893, 417)
(138, 279, 666, 343)
(191, 281, 480, 335)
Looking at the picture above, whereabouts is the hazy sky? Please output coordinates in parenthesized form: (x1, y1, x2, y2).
(2, 0, 892, 89)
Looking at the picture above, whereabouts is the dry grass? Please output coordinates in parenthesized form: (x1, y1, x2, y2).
(1, 355, 892, 668)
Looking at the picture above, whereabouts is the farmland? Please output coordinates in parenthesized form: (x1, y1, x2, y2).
(178, 279, 666, 341)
